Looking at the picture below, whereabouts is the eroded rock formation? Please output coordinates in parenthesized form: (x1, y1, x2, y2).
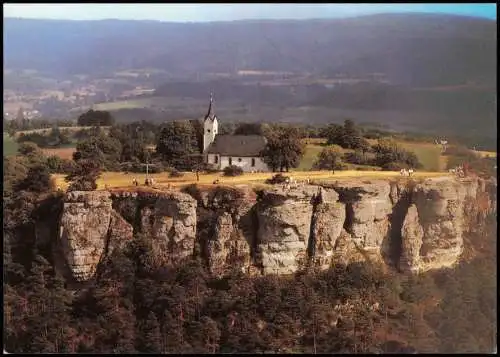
(58, 191, 133, 281)
(55, 176, 496, 282)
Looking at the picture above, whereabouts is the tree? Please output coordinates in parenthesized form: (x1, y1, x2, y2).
(3, 156, 29, 196)
(234, 123, 263, 136)
(18, 142, 43, 157)
(223, 165, 243, 176)
(46, 126, 71, 146)
(156, 121, 199, 169)
(314, 145, 344, 172)
(109, 122, 157, 163)
(139, 312, 162, 353)
(325, 124, 344, 146)
(65, 159, 101, 191)
(73, 131, 122, 170)
(15, 164, 53, 193)
(372, 138, 421, 169)
(326, 120, 370, 151)
(261, 127, 305, 172)
(77, 109, 114, 126)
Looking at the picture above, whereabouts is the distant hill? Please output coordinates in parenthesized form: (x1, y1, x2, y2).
(3, 14, 496, 87)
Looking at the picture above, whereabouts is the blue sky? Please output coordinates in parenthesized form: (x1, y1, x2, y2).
(3, 3, 496, 22)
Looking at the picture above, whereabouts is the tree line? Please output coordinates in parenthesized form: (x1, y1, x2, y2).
(3, 162, 497, 353)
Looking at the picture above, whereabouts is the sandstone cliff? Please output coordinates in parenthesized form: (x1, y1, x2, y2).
(55, 176, 496, 282)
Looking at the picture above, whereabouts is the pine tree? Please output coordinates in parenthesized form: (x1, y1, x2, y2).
(140, 311, 162, 353)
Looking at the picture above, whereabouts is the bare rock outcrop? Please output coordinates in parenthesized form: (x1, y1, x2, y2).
(255, 185, 321, 274)
(409, 177, 467, 272)
(139, 192, 197, 265)
(107, 210, 134, 252)
(400, 204, 424, 273)
(207, 212, 252, 277)
(58, 191, 133, 282)
(186, 185, 255, 277)
(334, 181, 393, 251)
(311, 200, 346, 270)
(56, 176, 496, 282)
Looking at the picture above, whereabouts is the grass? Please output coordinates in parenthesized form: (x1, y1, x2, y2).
(476, 150, 497, 158)
(298, 139, 445, 172)
(297, 143, 325, 171)
(3, 132, 18, 156)
(15, 126, 110, 138)
(53, 170, 446, 192)
(397, 141, 444, 171)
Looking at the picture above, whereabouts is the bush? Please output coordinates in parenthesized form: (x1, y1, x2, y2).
(46, 155, 76, 174)
(201, 163, 219, 174)
(223, 165, 243, 177)
(266, 173, 289, 184)
(313, 145, 345, 171)
(381, 161, 409, 171)
(372, 138, 422, 169)
(343, 150, 373, 165)
(18, 142, 42, 157)
(120, 161, 165, 174)
(148, 162, 165, 174)
(169, 169, 184, 178)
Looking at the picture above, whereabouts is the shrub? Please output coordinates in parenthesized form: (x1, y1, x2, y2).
(223, 165, 243, 177)
(313, 145, 345, 171)
(201, 163, 219, 174)
(372, 138, 422, 169)
(343, 150, 373, 165)
(169, 169, 184, 178)
(45, 155, 76, 174)
(68, 179, 98, 192)
(18, 142, 42, 157)
(148, 162, 165, 174)
(266, 173, 289, 184)
(381, 161, 409, 171)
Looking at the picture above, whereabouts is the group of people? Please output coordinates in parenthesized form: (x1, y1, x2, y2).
(281, 177, 310, 191)
(449, 165, 468, 178)
(132, 177, 156, 186)
(399, 168, 415, 177)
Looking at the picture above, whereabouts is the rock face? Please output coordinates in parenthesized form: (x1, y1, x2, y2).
(56, 176, 496, 282)
(138, 192, 197, 265)
(255, 185, 319, 274)
(400, 204, 424, 273)
(399, 177, 494, 273)
(409, 178, 466, 271)
(311, 188, 346, 269)
(58, 191, 133, 281)
(333, 181, 393, 252)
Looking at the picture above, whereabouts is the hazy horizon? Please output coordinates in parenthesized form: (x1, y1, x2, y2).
(3, 3, 497, 22)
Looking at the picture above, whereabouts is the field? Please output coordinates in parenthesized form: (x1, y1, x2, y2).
(42, 147, 76, 160)
(298, 138, 446, 172)
(297, 143, 325, 171)
(397, 141, 444, 171)
(15, 126, 110, 137)
(476, 150, 497, 158)
(3, 133, 18, 156)
(53, 170, 446, 191)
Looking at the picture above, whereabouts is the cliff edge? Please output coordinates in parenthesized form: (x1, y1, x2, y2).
(54, 177, 496, 282)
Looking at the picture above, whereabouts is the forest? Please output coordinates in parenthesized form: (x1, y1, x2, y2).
(3, 166, 497, 353)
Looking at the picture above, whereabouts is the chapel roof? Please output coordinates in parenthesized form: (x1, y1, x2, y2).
(206, 135, 267, 157)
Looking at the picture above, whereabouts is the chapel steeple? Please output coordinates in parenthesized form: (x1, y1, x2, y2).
(203, 92, 218, 152)
(204, 92, 217, 122)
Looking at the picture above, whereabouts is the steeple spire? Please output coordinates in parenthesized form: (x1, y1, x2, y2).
(204, 91, 216, 121)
